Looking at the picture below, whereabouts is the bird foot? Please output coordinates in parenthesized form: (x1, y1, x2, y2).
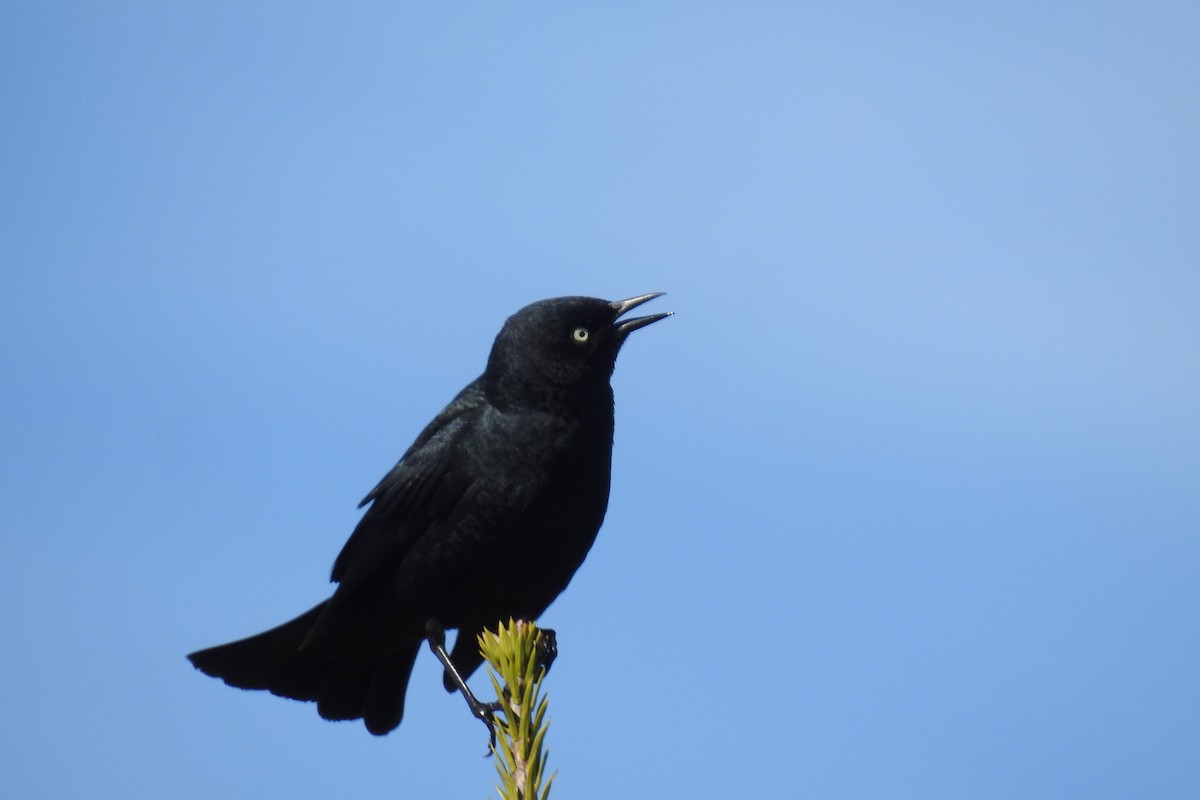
(471, 698, 505, 753)
(425, 620, 504, 755)
(535, 627, 558, 674)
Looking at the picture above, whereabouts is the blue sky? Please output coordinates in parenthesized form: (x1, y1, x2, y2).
(2, 3, 1197, 797)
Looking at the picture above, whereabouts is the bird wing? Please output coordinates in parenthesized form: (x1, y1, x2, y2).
(329, 379, 486, 588)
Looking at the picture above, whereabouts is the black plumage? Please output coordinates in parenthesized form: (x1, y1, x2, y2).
(188, 293, 670, 735)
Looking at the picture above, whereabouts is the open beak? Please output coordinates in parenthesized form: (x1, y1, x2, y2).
(610, 292, 672, 338)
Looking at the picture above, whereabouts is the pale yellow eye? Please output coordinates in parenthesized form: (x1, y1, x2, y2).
(571, 326, 590, 343)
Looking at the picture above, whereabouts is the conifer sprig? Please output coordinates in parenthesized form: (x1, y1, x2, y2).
(478, 620, 555, 800)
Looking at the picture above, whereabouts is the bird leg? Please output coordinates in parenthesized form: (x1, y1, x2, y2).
(424, 620, 503, 751)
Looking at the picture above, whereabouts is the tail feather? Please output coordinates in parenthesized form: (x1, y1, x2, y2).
(314, 651, 376, 722)
(188, 602, 329, 692)
(363, 644, 420, 735)
(187, 601, 419, 736)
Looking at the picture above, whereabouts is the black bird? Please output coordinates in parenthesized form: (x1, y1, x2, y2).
(188, 293, 670, 736)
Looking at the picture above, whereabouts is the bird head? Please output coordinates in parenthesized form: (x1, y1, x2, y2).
(485, 293, 671, 412)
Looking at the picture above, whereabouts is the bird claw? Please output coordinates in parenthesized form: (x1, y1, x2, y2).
(472, 700, 504, 755)
(535, 628, 557, 674)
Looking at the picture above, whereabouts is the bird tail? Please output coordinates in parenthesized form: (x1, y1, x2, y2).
(187, 601, 420, 736)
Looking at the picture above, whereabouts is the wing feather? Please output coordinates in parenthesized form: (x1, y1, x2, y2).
(330, 380, 485, 587)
